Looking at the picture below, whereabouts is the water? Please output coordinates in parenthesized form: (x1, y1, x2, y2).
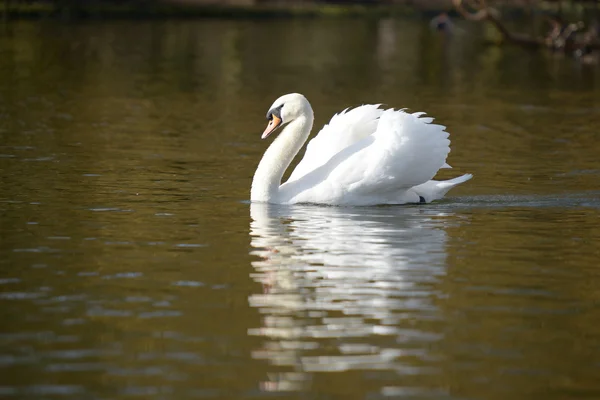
(1, 18, 600, 399)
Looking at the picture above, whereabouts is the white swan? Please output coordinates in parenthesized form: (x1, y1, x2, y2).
(251, 93, 472, 206)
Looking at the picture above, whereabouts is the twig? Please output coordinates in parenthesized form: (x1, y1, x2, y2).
(453, 0, 545, 48)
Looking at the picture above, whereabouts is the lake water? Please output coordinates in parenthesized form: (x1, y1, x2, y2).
(1, 18, 599, 399)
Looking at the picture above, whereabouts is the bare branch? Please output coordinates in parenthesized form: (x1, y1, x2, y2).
(452, 0, 544, 48)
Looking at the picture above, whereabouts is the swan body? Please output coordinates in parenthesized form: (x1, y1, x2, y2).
(251, 93, 472, 206)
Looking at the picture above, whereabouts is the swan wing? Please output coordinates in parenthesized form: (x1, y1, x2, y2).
(280, 109, 451, 205)
(287, 104, 384, 182)
(350, 109, 451, 191)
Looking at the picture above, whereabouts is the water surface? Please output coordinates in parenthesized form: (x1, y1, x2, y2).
(1, 18, 600, 399)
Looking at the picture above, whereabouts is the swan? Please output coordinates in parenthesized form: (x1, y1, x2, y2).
(251, 93, 472, 206)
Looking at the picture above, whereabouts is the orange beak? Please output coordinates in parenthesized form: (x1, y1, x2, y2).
(262, 115, 282, 139)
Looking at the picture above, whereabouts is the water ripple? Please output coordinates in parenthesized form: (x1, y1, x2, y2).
(248, 203, 449, 390)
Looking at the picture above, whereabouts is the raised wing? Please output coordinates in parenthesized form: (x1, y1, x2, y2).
(279, 109, 451, 205)
(345, 109, 451, 192)
(287, 104, 383, 182)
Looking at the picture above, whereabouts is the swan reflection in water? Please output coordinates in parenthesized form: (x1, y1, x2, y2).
(248, 203, 455, 392)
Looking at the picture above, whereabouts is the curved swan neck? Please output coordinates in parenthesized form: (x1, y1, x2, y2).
(251, 113, 314, 202)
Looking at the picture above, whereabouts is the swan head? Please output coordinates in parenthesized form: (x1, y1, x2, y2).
(262, 93, 312, 139)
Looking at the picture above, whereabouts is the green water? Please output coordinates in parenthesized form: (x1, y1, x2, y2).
(1, 18, 599, 399)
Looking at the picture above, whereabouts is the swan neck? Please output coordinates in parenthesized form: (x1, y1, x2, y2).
(251, 114, 313, 202)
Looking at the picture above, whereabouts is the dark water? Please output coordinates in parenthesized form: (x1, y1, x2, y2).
(1, 18, 600, 399)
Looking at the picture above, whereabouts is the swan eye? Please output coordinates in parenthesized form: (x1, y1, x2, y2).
(266, 104, 284, 121)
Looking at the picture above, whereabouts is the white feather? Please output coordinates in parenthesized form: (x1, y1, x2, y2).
(288, 104, 383, 182)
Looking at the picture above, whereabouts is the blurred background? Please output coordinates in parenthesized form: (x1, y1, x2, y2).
(1, 1, 600, 399)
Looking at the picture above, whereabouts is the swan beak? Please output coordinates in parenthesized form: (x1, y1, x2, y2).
(262, 115, 282, 139)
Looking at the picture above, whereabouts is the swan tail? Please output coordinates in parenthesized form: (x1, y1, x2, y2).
(412, 174, 473, 203)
